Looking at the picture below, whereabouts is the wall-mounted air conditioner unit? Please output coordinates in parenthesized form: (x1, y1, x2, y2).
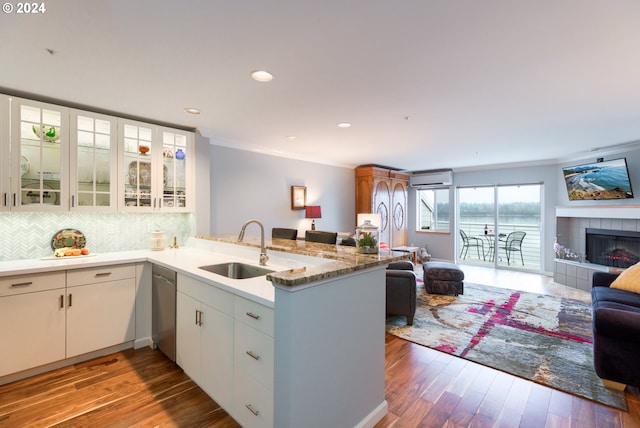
(409, 169, 453, 188)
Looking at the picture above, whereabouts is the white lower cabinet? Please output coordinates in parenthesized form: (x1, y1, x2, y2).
(232, 296, 274, 428)
(175, 276, 275, 428)
(66, 264, 136, 357)
(0, 265, 136, 379)
(176, 274, 234, 410)
(0, 272, 66, 377)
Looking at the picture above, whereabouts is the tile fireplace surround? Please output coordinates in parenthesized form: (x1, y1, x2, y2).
(555, 205, 640, 290)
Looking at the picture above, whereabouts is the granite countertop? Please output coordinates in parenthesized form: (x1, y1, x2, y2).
(196, 234, 408, 287)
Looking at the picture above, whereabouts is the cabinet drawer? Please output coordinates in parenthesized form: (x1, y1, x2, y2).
(0, 271, 65, 297)
(177, 273, 234, 316)
(234, 321, 274, 390)
(233, 371, 274, 428)
(67, 264, 135, 287)
(234, 297, 274, 337)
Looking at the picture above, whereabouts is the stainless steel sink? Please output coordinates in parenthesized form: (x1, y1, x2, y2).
(199, 262, 274, 279)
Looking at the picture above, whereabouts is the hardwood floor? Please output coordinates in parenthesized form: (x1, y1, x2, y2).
(0, 348, 240, 427)
(375, 264, 640, 428)
(1, 265, 639, 427)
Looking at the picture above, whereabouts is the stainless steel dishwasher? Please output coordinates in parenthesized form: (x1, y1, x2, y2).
(152, 264, 176, 361)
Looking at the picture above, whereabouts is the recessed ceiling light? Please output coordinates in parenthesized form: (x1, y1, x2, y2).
(251, 70, 274, 82)
(286, 136, 297, 141)
(184, 108, 201, 115)
(337, 122, 352, 128)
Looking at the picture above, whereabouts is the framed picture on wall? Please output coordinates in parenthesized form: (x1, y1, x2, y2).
(291, 186, 306, 210)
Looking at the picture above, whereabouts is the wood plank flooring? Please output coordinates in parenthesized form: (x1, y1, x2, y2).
(0, 348, 240, 427)
(1, 265, 639, 427)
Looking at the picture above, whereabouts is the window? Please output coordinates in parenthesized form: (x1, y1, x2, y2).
(417, 188, 450, 232)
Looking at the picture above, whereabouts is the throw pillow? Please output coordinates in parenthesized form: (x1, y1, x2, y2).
(611, 262, 640, 293)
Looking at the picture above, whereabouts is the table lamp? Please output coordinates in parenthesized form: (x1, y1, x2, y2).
(305, 205, 322, 230)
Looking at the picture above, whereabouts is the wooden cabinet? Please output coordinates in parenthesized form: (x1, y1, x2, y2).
(66, 264, 136, 357)
(232, 296, 274, 428)
(0, 272, 66, 376)
(176, 274, 234, 410)
(355, 166, 409, 248)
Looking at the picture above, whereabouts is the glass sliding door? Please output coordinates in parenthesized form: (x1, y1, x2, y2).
(457, 184, 543, 272)
(495, 184, 542, 271)
(457, 187, 495, 265)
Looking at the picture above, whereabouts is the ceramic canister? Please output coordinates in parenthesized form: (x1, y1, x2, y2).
(150, 230, 167, 251)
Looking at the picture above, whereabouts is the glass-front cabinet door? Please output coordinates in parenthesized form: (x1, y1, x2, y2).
(0, 95, 9, 211)
(159, 127, 194, 212)
(11, 98, 69, 211)
(70, 110, 117, 212)
(119, 119, 157, 212)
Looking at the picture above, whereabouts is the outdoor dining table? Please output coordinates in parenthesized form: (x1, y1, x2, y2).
(477, 232, 506, 262)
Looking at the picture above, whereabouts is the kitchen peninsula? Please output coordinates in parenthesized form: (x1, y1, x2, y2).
(0, 235, 406, 428)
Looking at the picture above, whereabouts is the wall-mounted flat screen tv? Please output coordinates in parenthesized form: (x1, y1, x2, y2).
(562, 158, 634, 200)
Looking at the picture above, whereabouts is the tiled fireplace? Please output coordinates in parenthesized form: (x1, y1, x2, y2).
(554, 206, 640, 291)
(586, 228, 640, 268)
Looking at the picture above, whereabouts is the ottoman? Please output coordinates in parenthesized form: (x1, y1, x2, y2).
(422, 261, 464, 295)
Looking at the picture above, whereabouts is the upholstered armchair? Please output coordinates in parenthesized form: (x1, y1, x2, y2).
(386, 260, 417, 325)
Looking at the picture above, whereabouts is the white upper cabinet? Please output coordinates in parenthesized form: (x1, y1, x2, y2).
(0, 95, 9, 211)
(119, 120, 194, 212)
(159, 127, 194, 212)
(10, 97, 69, 211)
(69, 110, 118, 212)
(119, 119, 157, 212)
(1, 94, 195, 213)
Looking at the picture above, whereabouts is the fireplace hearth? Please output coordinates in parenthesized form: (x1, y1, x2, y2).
(586, 228, 640, 268)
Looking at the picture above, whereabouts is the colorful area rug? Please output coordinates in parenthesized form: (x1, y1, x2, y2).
(386, 281, 627, 411)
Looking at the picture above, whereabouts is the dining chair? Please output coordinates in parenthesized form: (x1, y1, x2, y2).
(305, 230, 337, 244)
(272, 228, 298, 240)
(498, 231, 526, 265)
(459, 229, 485, 261)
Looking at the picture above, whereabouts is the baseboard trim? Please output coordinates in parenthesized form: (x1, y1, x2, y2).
(0, 341, 135, 386)
(354, 400, 388, 428)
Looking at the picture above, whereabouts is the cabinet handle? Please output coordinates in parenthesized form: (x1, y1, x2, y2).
(12, 193, 16, 207)
(71, 195, 75, 208)
(3, 192, 7, 207)
(246, 312, 260, 320)
(68, 293, 73, 307)
(10, 281, 33, 288)
(59, 295, 64, 309)
(246, 350, 261, 361)
(195, 309, 203, 326)
(245, 404, 259, 416)
(95, 272, 112, 277)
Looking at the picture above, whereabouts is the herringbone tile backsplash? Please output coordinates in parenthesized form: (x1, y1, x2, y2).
(0, 212, 195, 260)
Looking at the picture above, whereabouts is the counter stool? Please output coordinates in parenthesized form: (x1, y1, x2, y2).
(422, 261, 464, 295)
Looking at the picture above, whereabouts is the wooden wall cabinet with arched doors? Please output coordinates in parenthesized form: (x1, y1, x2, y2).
(355, 165, 408, 248)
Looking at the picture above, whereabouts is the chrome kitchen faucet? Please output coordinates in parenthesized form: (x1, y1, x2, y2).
(238, 219, 269, 266)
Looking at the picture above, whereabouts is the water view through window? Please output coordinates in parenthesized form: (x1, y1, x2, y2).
(457, 184, 542, 272)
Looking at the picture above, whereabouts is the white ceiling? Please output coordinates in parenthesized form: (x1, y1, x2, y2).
(2, 1, 640, 171)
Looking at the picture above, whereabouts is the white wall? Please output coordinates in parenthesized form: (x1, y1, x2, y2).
(209, 145, 355, 237)
(407, 163, 559, 273)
